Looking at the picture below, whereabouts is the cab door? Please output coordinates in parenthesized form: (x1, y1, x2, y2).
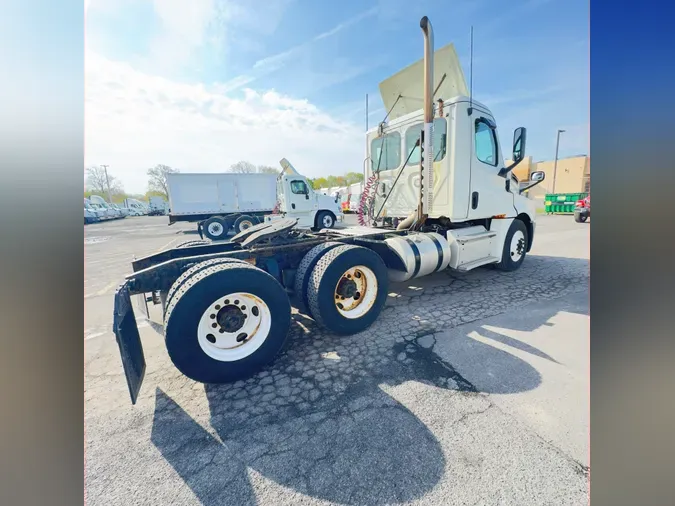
(283, 177, 314, 223)
(468, 114, 516, 219)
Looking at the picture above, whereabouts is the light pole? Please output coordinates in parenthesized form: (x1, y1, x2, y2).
(552, 129, 565, 193)
(101, 164, 113, 203)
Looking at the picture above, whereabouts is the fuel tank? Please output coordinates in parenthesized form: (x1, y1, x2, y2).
(384, 232, 451, 282)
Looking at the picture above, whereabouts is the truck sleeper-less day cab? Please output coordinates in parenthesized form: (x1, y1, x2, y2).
(166, 169, 341, 241)
(112, 16, 545, 404)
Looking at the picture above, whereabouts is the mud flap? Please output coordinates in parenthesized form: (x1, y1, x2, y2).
(112, 283, 146, 404)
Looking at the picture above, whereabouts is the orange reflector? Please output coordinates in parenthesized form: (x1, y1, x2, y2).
(492, 214, 506, 219)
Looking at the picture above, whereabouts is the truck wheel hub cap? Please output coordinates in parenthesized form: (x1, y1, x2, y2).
(323, 215, 333, 227)
(197, 292, 271, 361)
(208, 222, 223, 235)
(334, 266, 378, 319)
(510, 230, 526, 262)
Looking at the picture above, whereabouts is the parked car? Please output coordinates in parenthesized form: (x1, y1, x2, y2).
(574, 195, 590, 223)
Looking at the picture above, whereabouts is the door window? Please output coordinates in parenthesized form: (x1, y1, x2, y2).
(290, 180, 309, 194)
(475, 119, 498, 166)
(404, 117, 448, 165)
(370, 132, 401, 172)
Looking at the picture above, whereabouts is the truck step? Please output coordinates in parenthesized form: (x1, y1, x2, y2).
(454, 231, 497, 244)
(456, 255, 500, 272)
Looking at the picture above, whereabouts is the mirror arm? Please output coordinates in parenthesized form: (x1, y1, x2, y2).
(518, 178, 543, 195)
(498, 159, 521, 178)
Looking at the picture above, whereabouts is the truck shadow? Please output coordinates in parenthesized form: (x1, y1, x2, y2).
(150, 254, 588, 505)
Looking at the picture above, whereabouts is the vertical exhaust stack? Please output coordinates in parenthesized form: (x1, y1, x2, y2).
(420, 16, 434, 220)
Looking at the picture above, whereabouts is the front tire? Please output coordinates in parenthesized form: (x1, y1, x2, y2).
(495, 219, 528, 272)
(203, 217, 228, 241)
(164, 262, 291, 383)
(307, 245, 388, 335)
(315, 211, 336, 230)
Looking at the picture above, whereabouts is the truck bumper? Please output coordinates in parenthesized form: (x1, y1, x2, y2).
(112, 282, 146, 404)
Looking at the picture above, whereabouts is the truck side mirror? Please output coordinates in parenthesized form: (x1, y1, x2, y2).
(518, 170, 545, 194)
(512, 127, 526, 164)
(499, 126, 527, 177)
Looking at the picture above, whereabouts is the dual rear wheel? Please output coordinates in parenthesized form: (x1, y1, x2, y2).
(164, 245, 388, 383)
(202, 214, 257, 241)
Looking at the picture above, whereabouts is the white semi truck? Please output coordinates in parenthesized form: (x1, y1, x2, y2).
(166, 169, 341, 240)
(113, 16, 545, 404)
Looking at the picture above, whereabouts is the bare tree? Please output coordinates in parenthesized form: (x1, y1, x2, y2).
(229, 161, 257, 173)
(85, 166, 124, 196)
(257, 165, 280, 175)
(147, 164, 179, 197)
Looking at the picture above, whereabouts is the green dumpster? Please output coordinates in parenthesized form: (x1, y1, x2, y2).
(545, 193, 588, 214)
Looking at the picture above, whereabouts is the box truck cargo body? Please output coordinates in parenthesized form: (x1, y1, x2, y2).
(167, 173, 277, 220)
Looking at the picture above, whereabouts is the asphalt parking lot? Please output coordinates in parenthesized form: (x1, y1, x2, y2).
(85, 214, 589, 506)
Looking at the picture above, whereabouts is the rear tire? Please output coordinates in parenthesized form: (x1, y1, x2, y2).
(293, 242, 342, 316)
(164, 262, 291, 384)
(164, 257, 248, 317)
(307, 245, 388, 335)
(203, 217, 228, 241)
(495, 219, 528, 272)
(176, 240, 210, 248)
(234, 215, 256, 233)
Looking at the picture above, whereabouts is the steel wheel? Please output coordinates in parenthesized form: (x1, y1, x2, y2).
(197, 292, 272, 362)
(333, 265, 378, 319)
(207, 221, 224, 237)
(322, 214, 334, 228)
(509, 229, 526, 263)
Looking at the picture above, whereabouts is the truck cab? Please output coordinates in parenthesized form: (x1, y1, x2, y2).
(273, 159, 343, 229)
(365, 97, 536, 224)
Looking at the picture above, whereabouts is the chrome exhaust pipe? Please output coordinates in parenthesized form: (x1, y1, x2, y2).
(419, 16, 434, 220)
(420, 16, 434, 125)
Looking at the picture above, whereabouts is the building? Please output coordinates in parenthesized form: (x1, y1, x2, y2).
(505, 155, 590, 211)
(535, 156, 590, 194)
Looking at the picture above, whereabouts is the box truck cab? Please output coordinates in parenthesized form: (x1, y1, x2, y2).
(123, 198, 149, 216)
(88, 195, 118, 218)
(273, 159, 343, 229)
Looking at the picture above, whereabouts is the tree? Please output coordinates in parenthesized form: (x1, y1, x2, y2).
(147, 164, 179, 197)
(344, 172, 364, 185)
(229, 161, 257, 173)
(311, 177, 328, 189)
(85, 166, 124, 198)
(257, 165, 280, 175)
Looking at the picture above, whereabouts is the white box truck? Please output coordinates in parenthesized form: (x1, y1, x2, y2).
(148, 196, 169, 216)
(112, 16, 546, 404)
(167, 170, 342, 240)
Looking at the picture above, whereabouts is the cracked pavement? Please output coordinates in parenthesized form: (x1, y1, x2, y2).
(85, 215, 590, 505)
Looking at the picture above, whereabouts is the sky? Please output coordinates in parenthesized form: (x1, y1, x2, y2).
(84, 0, 589, 194)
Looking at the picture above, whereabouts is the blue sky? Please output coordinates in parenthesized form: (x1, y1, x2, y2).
(85, 0, 588, 193)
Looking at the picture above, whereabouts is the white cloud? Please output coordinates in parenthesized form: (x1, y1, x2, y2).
(85, 51, 364, 193)
(146, 0, 220, 71)
(220, 7, 380, 92)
